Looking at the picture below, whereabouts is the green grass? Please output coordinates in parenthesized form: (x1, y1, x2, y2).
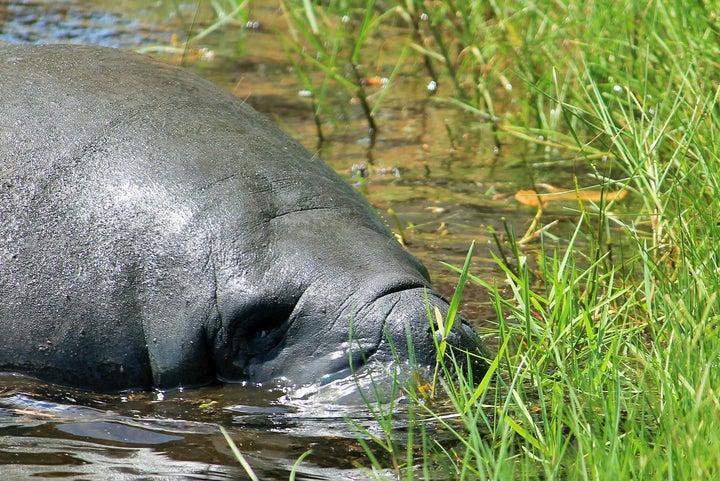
(181, 0, 720, 478)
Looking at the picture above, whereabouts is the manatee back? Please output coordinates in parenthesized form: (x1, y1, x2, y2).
(0, 44, 418, 390)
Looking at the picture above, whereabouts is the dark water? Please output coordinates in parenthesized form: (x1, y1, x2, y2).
(0, 375, 392, 479)
(0, 1, 600, 478)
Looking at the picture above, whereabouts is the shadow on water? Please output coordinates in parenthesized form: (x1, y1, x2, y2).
(0, 0, 609, 478)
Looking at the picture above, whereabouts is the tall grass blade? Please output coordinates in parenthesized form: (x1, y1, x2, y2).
(219, 426, 260, 481)
(289, 450, 314, 481)
(300, 0, 319, 35)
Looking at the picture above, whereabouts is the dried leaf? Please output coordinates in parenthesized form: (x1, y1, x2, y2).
(515, 189, 545, 207)
(515, 185, 627, 206)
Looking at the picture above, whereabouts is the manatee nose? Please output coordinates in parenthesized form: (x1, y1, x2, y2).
(435, 319, 490, 380)
(377, 288, 489, 375)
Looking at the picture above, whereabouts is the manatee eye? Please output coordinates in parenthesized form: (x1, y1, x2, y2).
(218, 301, 294, 380)
(240, 302, 293, 357)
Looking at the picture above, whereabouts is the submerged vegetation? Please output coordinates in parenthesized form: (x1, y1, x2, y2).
(175, 0, 720, 479)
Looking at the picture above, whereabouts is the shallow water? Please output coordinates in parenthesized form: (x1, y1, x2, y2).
(0, 0, 603, 478)
(0, 375, 395, 480)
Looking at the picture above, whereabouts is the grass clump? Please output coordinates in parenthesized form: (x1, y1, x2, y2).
(280, 1, 719, 480)
(183, 0, 720, 478)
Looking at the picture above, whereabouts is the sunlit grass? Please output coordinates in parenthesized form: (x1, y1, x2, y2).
(191, 0, 720, 478)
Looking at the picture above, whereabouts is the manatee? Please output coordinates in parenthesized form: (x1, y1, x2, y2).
(0, 44, 487, 394)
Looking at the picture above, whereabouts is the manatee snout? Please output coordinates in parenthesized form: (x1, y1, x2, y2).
(291, 287, 488, 404)
(368, 288, 488, 377)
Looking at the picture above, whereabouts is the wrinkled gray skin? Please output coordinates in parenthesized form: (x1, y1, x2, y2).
(0, 44, 487, 394)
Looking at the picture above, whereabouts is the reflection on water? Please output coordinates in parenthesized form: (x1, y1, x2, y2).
(0, 0, 170, 46)
(0, 390, 239, 479)
(0, 376, 403, 480)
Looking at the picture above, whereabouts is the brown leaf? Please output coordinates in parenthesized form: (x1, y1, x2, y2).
(515, 189, 545, 207)
(515, 186, 627, 205)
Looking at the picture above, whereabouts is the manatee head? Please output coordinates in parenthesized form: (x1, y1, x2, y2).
(208, 217, 490, 403)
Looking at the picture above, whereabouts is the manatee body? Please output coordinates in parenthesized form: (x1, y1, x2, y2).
(0, 44, 486, 393)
